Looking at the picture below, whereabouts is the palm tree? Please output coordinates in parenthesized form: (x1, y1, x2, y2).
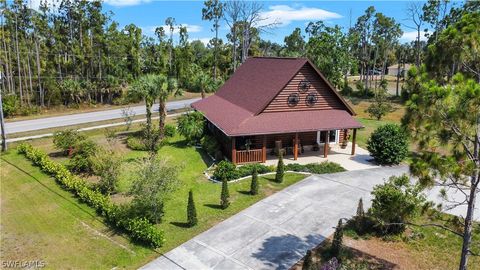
(192, 71, 215, 99)
(157, 76, 182, 140)
(129, 74, 159, 140)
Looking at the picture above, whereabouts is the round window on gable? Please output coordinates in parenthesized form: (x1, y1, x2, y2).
(298, 80, 311, 93)
(287, 93, 300, 106)
(306, 92, 318, 106)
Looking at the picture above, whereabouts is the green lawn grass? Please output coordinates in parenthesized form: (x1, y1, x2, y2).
(0, 151, 154, 269)
(1, 134, 307, 268)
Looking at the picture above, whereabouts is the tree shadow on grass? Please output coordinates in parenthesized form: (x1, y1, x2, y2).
(237, 190, 253, 195)
(170, 221, 191, 228)
(204, 203, 223, 209)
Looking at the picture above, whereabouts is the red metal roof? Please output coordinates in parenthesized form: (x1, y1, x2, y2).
(192, 57, 363, 136)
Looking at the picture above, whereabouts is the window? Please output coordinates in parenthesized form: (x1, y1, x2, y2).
(305, 92, 318, 106)
(318, 130, 338, 143)
(287, 93, 300, 106)
(298, 80, 311, 93)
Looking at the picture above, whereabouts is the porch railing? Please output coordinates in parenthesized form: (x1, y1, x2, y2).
(236, 149, 263, 164)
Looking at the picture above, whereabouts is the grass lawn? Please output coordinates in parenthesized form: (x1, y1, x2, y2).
(2, 131, 307, 268)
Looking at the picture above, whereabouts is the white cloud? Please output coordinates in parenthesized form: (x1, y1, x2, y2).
(400, 30, 432, 43)
(143, 24, 203, 35)
(104, 0, 151, 7)
(259, 5, 342, 27)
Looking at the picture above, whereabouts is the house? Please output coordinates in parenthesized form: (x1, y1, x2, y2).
(387, 63, 412, 76)
(191, 57, 363, 165)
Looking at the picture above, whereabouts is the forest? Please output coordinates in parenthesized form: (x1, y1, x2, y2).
(0, 0, 479, 117)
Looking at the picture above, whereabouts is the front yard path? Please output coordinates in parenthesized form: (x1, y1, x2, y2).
(142, 166, 408, 270)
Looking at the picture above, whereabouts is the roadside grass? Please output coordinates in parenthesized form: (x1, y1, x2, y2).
(0, 151, 154, 269)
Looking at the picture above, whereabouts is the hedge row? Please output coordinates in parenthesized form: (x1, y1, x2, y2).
(17, 143, 164, 248)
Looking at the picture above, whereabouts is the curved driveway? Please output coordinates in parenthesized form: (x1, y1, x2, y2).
(4, 98, 200, 134)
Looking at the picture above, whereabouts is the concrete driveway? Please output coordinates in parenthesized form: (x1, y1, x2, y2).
(4, 98, 200, 134)
(142, 166, 408, 270)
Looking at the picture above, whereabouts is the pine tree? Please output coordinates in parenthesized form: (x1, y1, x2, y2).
(302, 249, 315, 270)
(250, 165, 259, 195)
(331, 219, 344, 257)
(220, 178, 230, 209)
(355, 198, 366, 233)
(187, 190, 198, 227)
(275, 152, 284, 183)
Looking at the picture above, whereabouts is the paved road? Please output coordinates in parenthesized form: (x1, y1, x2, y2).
(142, 166, 408, 270)
(4, 98, 200, 134)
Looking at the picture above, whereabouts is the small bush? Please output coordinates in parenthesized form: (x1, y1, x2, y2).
(369, 174, 425, 234)
(330, 219, 344, 257)
(164, 124, 176, 138)
(126, 136, 149, 151)
(284, 162, 346, 174)
(275, 153, 284, 183)
(367, 124, 408, 165)
(53, 129, 86, 155)
(68, 139, 98, 174)
(201, 135, 220, 157)
(2, 94, 19, 117)
(177, 111, 204, 144)
(187, 190, 198, 227)
(213, 161, 238, 181)
(237, 163, 273, 177)
(220, 178, 230, 209)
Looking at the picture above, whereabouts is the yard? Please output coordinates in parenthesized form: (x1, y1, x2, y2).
(1, 124, 306, 269)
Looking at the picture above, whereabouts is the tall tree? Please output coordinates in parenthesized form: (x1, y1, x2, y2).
(202, 0, 223, 80)
(282, 27, 305, 57)
(405, 2, 424, 67)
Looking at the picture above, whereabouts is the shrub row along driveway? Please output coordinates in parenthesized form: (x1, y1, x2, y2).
(142, 166, 408, 270)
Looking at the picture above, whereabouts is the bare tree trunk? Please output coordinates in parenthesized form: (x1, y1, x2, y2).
(14, 15, 23, 105)
(158, 100, 167, 140)
(213, 18, 218, 80)
(33, 33, 44, 106)
(459, 125, 479, 270)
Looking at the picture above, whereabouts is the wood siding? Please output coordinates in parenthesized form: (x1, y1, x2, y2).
(262, 63, 347, 113)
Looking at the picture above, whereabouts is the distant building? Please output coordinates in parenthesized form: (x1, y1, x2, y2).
(387, 64, 412, 76)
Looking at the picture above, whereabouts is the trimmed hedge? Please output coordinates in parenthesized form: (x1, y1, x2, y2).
(285, 162, 346, 174)
(367, 124, 408, 165)
(212, 161, 274, 181)
(17, 143, 164, 248)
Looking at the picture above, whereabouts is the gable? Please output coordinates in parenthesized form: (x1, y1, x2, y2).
(262, 63, 349, 113)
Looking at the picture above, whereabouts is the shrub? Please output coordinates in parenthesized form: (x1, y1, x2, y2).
(53, 129, 86, 155)
(367, 124, 408, 165)
(213, 160, 238, 181)
(330, 219, 344, 257)
(250, 165, 259, 195)
(369, 174, 425, 234)
(68, 139, 98, 174)
(164, 124, 176, 138)
(2, 94, 19, 117)
(220, 178, 230, 209)
(275, 153, 284, 183)
(17, 143, 164, 247)
(177, 111, 204, 144)
(302, 249, 315, 270)
(92, 150, 122, 195)
(200, 135, 220, 158)
(126, 136, 149, 151)
(365, 87, 394, 120)
(284, 162, 346, 174)
(187, 190, 197, 227)
(237, 163, 272, 177)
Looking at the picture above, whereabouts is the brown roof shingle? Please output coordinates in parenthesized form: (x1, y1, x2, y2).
(192, 57, 362, 136)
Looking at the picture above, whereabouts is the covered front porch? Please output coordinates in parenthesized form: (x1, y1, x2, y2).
(230, 129, 359, 165)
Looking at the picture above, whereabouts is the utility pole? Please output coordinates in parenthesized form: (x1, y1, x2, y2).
(0, 91, 7, 152)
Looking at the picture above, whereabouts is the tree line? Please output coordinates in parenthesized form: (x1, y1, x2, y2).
(0, 0, 478, 117)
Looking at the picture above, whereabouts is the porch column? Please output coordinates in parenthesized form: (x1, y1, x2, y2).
(351, 129, 357, 155)
(294, 133, 299, 160)
(324, 131, 329, 158)
(231, 137, 237, 164)
(262, 135, 267, 163)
